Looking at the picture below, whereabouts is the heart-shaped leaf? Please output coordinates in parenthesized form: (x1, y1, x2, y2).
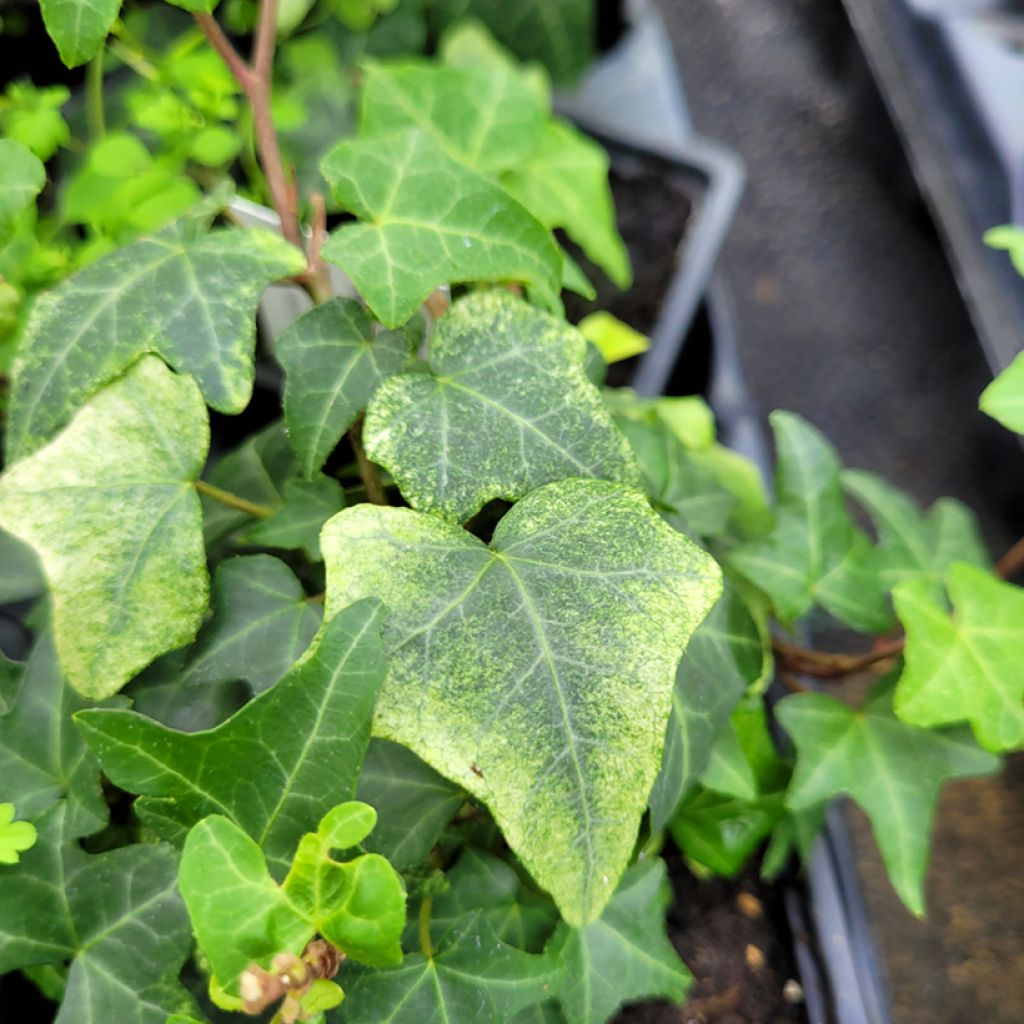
(322, 478, 722, 925)
(0, 356, 209, 697)
(39, 0, 122, 67)
(364, 290, 640, 523)
(6, 227, 304, 460)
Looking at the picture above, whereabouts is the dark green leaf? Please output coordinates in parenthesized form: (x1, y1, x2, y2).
(76, 599, 387, 876)
(0, 528, 44, 604)
(365, 290, 640, 522)
(246, 476, 345, 560)
(322, 478, 722, 925)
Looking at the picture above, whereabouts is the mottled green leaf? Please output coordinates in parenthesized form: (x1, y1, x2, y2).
(503, 121, 630, 288)
(76, 599, 387, 876)
(246, 476, 345, 560)
(321, 129, 562, 327)
(843, 469, 988, 598)
(0, 803, 194, 1023)
(355, 739, 464, 871)
(338, 912, 556, 1022)
(0, 357, 209, 697)
(180, 555, 322, 694)
(0, 139, 45, 245)
(360, 58, 545, 173)
(277, 298, 413, 478)
(39, 0, 122, 66)
(980, 351, 1024, 435)
(730, 411, 889, 631)
(0, 631, 108, 837)
(0, 804, 36, 864)
(894, 563, 1024, 750)
(548, 859, 691, 1024)
(778, 682, 999, 915)
(364, 290, 640, 522)
(649, 585, 766, 832)
(322, 478, 722, 925)
(6, 227, 304, 460)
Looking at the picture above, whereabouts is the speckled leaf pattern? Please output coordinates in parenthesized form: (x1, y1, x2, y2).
(322, 478, 722, 925)
(893, 563, 1024, 751)
(980, 350, 1024, 435)
(0, 631, 108, 838)
(76, 599, 387, 877)
(729, 411, 889, 631)
(502, 121, 631, 288)
(277, 298, 413, 477)
(648, 585, 766, 832)
(843, 469, 988, 599)
(778, 682, 998, 915)
(39, 0, 122, 67)
(6, 227, 304, 460)
(179, 555, 322, 694)
(0, 139, 45, 244)
(547, 859, 691, 1024)
(364, 290, 641, 523)
(337, 913, 556, 1023)
(321, 129, 562, 327)
(0, 357, 209, 698)
(0, 803, 194, 1023)
(360, 59, 545, 173)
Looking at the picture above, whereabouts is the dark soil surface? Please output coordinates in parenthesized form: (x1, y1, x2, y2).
(617, 853, 808, 1024)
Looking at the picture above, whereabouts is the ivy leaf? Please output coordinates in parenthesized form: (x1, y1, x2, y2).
(893, 563, 1024, 750)
(0, 631, 108, 837)
(0, 804, 36, 864)
(0, 356, 209, 698)
(0, 803, 194, 1023)
(38, 0, 122, 67)
(843, 469, 988, 598)
(777, 682, 999, 915)
(276, 298, 413, 478)
(0, 139, 45, 244)
(338, 912, 556, 1022)
(355, 739, 464, 871)
(503, 121, 631, 289)
(180, 805, 405, 996)
(321, 129, 562, 327)
(360, 58, 545, 174)
(246, 476, 345, 560)
(364, 290, 640, 522)
(0, 652, 21, 717)
(0, 528, 44, 604)
(649, 584, 766, 832)
(76, 598, 387, 876)
(547, 859, 691, 1024)
(179, 555, 322, 694)
(322, 478, 722, 925)
(729, 411, 889, 631)
(980, 351, 1024, 434)
(6, 227, 304, 460)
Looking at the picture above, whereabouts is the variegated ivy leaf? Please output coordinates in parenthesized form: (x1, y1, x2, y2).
(729, 411, 889, 632)
(980, 351, 1024, 434)
(547, 859, 691, 1024)
(0, 803, 195, 1023)
(0, 139, 45, 244)
(6, 225, 304, 461)
(77, 599, 386, 877)
(276, 298, 413, 478)
(322, 478, 722, 925)
(0, 357, 209, 698)
(843, 469, 988, 599)
(364, 290, 640, 523)
(321, 128, 562, 327)
(893, 563, 1024, 751)
(778, 680, 998, 915)
(39, 0, 122, 67)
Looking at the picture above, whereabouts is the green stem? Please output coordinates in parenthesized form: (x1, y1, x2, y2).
(194, 479, 274, 518)
(86, 50, 106, 140)
(419, 898, 434, 960)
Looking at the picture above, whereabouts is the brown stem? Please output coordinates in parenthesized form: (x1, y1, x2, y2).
(349, 418, 388, 506)
(302, 191, 333, 303)
(193, 13, 254, 91)
(773, 635, 904, 680)
(997, 534, 1024, 581)
(195, 479, 274, 518)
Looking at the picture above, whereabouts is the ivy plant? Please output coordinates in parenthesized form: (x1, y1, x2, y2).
(1, 3, 1023, 1024)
